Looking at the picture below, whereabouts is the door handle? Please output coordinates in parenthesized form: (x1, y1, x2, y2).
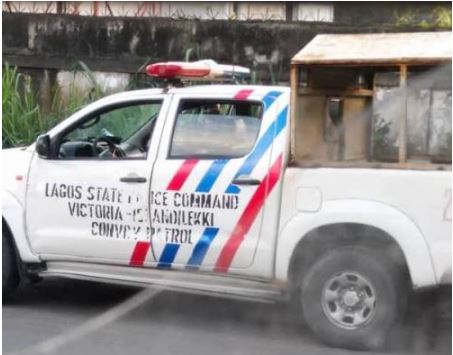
(232, 175, 261, 186)
(120, 176, 147, 183)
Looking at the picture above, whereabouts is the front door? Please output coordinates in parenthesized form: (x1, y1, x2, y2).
(150, 89, 286, 272)
(26, 96, 167, 266)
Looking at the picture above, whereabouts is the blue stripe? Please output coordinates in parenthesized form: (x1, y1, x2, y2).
(262, 91, 283, 110)
(186, 228, 219, 270)
(225, 106, 288, 194)
(158, 243, 180, 269)
(195, 160, 228, 193)
(194, 90, 283, 194)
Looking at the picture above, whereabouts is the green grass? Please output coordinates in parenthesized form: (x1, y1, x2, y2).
(2, 64, 45, 148)
(2, 62, 107, 149)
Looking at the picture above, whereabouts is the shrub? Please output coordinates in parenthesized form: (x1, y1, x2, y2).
(2, 62, 106, 148)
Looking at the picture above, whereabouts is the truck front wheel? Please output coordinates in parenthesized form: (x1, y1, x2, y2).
(2, 230, 20, 298)
(300, 246, 407, 350)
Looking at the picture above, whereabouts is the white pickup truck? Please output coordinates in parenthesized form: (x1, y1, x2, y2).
(3, 32, 452, 350)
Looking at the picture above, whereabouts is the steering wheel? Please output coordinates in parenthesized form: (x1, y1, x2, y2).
(92, 136, 126, 158)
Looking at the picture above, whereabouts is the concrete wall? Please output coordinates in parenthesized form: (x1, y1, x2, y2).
(3, 11, 347, 98)
(2, 2, 450, 106)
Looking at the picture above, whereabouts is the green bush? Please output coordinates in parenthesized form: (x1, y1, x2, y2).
(2, 62, 106, 149)
(394, 6, 452, 29)
(2, 64, 47, 148)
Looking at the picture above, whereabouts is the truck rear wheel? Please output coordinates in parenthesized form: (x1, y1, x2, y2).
(300, 246, 406, 350)
(2, 230, 20, 298)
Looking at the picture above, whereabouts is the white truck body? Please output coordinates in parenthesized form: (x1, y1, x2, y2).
(3, 85, 451, 289)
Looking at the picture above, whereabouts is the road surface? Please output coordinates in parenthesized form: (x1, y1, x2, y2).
(3, 278, 451, 355)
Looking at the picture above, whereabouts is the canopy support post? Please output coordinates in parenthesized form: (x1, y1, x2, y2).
(398, 64, 408, 163)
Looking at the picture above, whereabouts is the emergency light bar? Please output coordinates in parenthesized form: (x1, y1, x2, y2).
(146, 60, 250, 81)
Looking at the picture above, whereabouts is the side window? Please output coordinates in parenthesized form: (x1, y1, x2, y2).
(58, 101, 162, 159)
(170, 99, 263, 159)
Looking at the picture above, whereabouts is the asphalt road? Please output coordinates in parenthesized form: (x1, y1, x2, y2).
(3, 278, 451, 355)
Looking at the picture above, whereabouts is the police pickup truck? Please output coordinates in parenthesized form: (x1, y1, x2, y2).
(3, 33, 452, 350)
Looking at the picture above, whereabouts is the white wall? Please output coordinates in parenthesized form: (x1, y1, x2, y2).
(3, 1, 334, 22)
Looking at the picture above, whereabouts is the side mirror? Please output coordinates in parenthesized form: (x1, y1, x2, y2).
(328, 97, 344, 125)
(36, 134, 51, 158)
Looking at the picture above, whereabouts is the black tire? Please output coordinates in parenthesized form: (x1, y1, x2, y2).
(300, 246, 407, 350)
(2, 230, 20, 298)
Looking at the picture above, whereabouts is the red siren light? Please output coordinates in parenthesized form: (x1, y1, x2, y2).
(145, 60, 250, 81)
(146, 63, 182, 78)
(146, 62, 210, 79)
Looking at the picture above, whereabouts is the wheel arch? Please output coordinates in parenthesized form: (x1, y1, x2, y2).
(2, 190, 39, 263)
(275, 199, 437, 290)
(287, 223, 412, 294)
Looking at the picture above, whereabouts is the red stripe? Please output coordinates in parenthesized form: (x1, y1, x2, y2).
(167, 159, 199, 191)
(234, 89, 254, 100)
(129, 241, 151, 267)
(214, 154, 283, 272)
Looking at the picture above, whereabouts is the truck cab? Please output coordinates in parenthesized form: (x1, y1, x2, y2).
(3, 32, 451, 350)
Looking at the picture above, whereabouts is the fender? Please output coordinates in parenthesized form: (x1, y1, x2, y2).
(3, 190, 40, 263)
(275, 199, 437, 289)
